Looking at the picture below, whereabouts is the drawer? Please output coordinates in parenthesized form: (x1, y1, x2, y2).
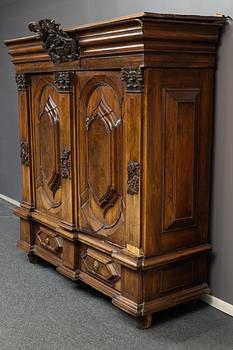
(35, 226, 63, 257)
(80, 245, 120, 288)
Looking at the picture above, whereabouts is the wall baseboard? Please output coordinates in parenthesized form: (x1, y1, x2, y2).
(200, 294, 233, 317)
(0, 193, 233, 318)
(0, 193, 20, 207)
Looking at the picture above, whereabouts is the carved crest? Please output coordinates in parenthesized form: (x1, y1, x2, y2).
(127, 161, 140, 195)
(16, 74, 29, 91)
(20, 141, 30, 166)
(121, 68, 144, 92)
(28, 19, 78, 63)
(60, 149, 71, 179)
(54, 72, 73, 92)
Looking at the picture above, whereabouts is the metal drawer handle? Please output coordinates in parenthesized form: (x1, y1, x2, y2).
(93, 260, 99, 272)
(44, 237, 50, 245)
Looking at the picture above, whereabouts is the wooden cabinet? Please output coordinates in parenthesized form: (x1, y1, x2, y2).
(5, 12, 227, 328)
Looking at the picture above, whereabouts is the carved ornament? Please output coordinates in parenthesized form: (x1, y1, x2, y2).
(127, 161, 140, 194)
(60, 149, 71, 179)
(121, 68, 144, 92)
(28, 19, 78, 63)
(54, 72, 73, 92)
(20, 141, 30, 166)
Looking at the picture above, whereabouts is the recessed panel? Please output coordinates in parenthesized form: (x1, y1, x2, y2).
(163, 89, 199, 231)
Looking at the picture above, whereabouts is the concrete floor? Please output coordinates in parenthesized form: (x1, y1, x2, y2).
(0, 198, 233, 350)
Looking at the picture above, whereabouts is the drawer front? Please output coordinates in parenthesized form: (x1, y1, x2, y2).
(35, 226, 63, 257)
(80, 245, 121, 289)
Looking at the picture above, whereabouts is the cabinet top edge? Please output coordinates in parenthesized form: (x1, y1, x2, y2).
(5, 11, 228, 45)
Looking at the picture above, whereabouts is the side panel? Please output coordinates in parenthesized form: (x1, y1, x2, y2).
(143, 68, 214, 256)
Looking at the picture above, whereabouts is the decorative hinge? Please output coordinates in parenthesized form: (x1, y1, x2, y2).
(60, 149, 71, 179)
(20, 141, 30, 166)
(28, 19, 79, 63)
(121, 68, 144, 92)
(16, 73, 29, 91)
(127, 161, 140, 195)
(54, 71, 73, 92)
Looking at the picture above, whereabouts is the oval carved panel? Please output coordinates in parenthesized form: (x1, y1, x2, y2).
(32, 77, 61, 212)
(79, 76, 124, 237)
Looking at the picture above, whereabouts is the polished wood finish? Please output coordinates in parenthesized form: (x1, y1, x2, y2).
(5, 12, 226, 328)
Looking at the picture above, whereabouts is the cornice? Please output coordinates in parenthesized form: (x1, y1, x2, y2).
(5, 13, 227, 69)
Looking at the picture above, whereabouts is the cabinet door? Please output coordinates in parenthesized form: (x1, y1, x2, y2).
(31, 75, 62, 219)
(77, 72, 125, 246)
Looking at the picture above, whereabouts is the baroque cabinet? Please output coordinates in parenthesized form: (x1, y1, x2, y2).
(5, 12, 227, 328)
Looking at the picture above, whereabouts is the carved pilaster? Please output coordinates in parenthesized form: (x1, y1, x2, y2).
(54, 72, 73, 92)
(121, 68, 144, 92)
(61, 149, 71, 178)
(20, 141, 30, 166)
(127, 161, 140, 195)
(16, 73, 29, 91)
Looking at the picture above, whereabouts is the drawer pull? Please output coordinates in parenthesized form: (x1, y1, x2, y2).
(44, 237, 50, 245)
(93, 260, 99, 272)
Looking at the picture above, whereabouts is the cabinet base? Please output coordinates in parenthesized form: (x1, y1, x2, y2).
(17, 237, 211, 329)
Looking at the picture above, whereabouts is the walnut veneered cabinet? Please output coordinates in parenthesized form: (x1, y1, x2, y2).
(5, 12, 227, 328)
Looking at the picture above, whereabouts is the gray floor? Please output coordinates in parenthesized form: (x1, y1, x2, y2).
(0, 199, 233, 350)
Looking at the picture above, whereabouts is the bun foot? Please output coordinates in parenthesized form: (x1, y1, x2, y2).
(28, 253, 39, 264)
(136, 314, 152, 329)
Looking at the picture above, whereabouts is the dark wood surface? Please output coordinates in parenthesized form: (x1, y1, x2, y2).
(6, 12, 227, 328)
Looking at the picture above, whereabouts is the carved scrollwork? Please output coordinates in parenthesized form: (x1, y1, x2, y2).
(54, 72, 73, 92)
(28, 19, 78, 63)
(16, 73, 29, 91)
(60, 149, 71, 179)
(121, 68, 144, 92)
(20, 141, 30, 166)
(127, 161, 140, 195)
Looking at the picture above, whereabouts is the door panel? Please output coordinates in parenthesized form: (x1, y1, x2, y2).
(31, 75, 62, 219)
(77, 72, 125, 246)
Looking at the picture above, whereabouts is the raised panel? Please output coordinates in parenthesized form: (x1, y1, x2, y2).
(163, 89, 199, 231)
(32, 76, 62, 216)
(81, 247, 120, 283)
(78, 73, 125, 243)
(160, 260, 194, 293)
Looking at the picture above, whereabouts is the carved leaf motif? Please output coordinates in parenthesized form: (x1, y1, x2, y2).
(20, 141, 29, 166)
(121, 68, 144, 92)
(28, 19, 78, 63)
(127, 161, 140, 195)
(16, 73, 29, 91)
(54, 72, 73, 92)
(60, 149, 71, 179)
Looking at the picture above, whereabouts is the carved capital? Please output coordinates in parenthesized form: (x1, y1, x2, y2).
(20, 141, 30, 166)
(16, 74, 29, 91)
(54, 72, 73, 92)
(28, 19, 78, 63)
(61, 149, 71, 179)
(121, 68, 144, 92)
(127, 161, 140, 195)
